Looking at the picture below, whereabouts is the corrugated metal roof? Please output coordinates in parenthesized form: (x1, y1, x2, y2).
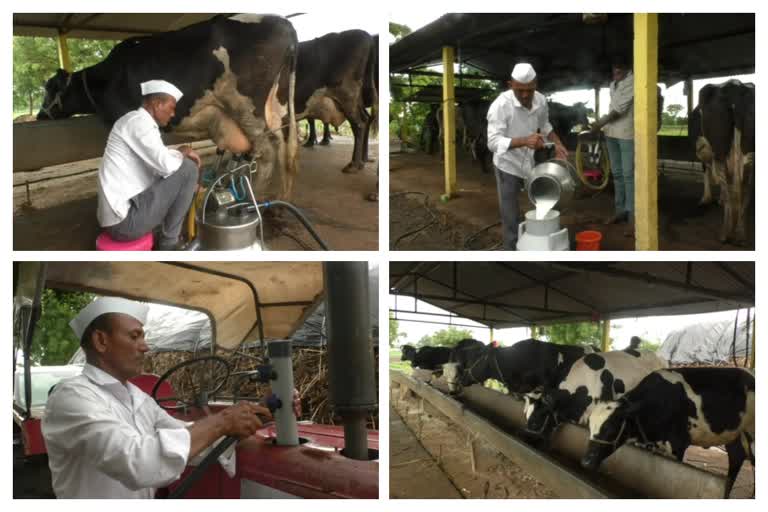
(390, 262, 754, 328)
(390, 13, 754, 91)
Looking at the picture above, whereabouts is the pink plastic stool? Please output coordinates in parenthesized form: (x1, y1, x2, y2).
(96, 231, 154, 251)
(583, 169, 602, 180)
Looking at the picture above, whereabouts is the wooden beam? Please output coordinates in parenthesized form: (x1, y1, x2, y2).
(634, 13, 659, 250)
(441, 46, 457, 200)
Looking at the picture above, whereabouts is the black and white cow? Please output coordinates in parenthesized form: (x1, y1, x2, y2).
(523, 349, 667, 440)
(691, 80, 755, 244)
(295, 30, 377, 173)
(443, 338, 594, 395)
(37, 14, 299, 198)
(582, 367, 755, 498)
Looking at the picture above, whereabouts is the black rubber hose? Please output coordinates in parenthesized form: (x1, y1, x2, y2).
(262, 200, 330, 251)
(165, 436, 238, 499)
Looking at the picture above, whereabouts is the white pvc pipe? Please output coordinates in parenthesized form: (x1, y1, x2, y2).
(268, 340, 299, 446)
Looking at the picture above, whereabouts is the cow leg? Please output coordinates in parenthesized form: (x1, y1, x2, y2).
(320, 122, 332, 145)
(699, 164, 714, 206)
(362, 110, 376, 163)
(342, 117, 366, 173)
(712, 160, 733, 243)
(304, 119, 317, 147)
(724, 439, 747, 499)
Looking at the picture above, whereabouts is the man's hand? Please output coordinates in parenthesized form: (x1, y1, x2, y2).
(178, 145, 202, 169)
(555, 144, 569, 160)
(219, 402, 272, 439)
(522, 133, 546, 150)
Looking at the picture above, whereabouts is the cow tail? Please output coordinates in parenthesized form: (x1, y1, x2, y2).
(365, 36, 378, 136)
(286, 42, 299, 195)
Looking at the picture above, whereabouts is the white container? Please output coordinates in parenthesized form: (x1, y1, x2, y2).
(516, 210, 570, 251)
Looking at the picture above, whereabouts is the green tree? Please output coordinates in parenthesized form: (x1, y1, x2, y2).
(416, 326, 474, 347)
(13, 36, 118, 114)
(665, 103, 684, 121)
(389, 22, 412, 42)
(30, 289, 95, 365)
(540, 322, 603, 348)
(638, 339, 661, 352)
(389, 313, 406, 347)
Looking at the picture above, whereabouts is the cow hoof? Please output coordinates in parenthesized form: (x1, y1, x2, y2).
(342, 163, 363, 174)
(366, 192, 378, 202)
(365, 157, 376, 163)
(303, 141, 316, 148)
(319, 139, 331, 146)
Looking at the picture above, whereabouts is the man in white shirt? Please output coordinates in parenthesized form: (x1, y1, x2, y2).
(42, 297, 275, 498)
(590, 56, 635, 232)
(97, 80, 202, 250)
(487, 63, 568, 249)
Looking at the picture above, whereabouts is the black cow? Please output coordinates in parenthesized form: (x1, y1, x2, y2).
(443, 338, 593, 395)
(582, 367, 754, 498)
(461, 100, 493, 173)
(401, 344, 417, 363)
(523, 349, 667, 441)
(295, 30, 377, 174)
(691, 80, 755, 244)
(37, 14, 299, 199)
(420, 104, 440, 155)
(547, 101, 589, 144)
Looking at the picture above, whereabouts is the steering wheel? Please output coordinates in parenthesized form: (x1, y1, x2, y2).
(151, 355, 231, 411)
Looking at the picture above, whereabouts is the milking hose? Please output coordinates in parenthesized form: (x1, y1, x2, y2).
(260, 201, 330, 251)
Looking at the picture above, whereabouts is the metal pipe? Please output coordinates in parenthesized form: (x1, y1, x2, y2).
(268, 340, 299, 446)
(324, 262, 377, 460)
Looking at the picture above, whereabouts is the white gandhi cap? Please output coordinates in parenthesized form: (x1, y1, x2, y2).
(511, 63, 537, 83)
(140, 80, 183, 101)
(70, 297, 149, 340)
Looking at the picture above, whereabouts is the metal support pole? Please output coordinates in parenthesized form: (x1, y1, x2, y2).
(601, 319, 611, 352)
(489, 327, 494, 344)
(531, 324, 538, 339)
(594, 86, 600, 119)
(633, 13, 659, 250)
(57, 32, 72, 72)
(685, 77, 694, 116)
(441, 46, 457, 201)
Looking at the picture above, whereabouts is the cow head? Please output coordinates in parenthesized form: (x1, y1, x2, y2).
(581, 399, 641, 471)
(443, 342, 488, 394)
(38, 69, 76, 120)
(571, 102, 589, 132)
(400, 344, 417, 363)
(523, 389, 560, 440)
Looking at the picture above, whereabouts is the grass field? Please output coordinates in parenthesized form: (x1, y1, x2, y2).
(658, 125, 688, 136)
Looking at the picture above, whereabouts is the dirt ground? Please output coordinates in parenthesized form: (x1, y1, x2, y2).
(13, 135, 378, 251)
(389, 149, 754, 251)
(391, 385, 557, 499)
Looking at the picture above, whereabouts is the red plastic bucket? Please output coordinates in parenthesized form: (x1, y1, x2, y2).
(575, 230, 602, 250)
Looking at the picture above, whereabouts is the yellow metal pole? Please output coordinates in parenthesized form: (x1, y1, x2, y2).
(601, 320, 611, 352)
(441, 46, 457, 201)
(57, 32, 72, 72)
(490, 327, 494, 344)
(531, 325, 538, 339)
(750, 317, 755, 369)
(633, 13, 659, 250)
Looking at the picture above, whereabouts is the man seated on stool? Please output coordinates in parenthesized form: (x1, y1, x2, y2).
(97, 80, 202, 250)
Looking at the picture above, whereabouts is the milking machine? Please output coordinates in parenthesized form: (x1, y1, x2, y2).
(517, 143, 578, 251)
(190, 153, 329, 251)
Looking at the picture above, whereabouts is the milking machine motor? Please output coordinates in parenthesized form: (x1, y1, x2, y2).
(191, 154, 329, 251)
(517, 143, 577, 251)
